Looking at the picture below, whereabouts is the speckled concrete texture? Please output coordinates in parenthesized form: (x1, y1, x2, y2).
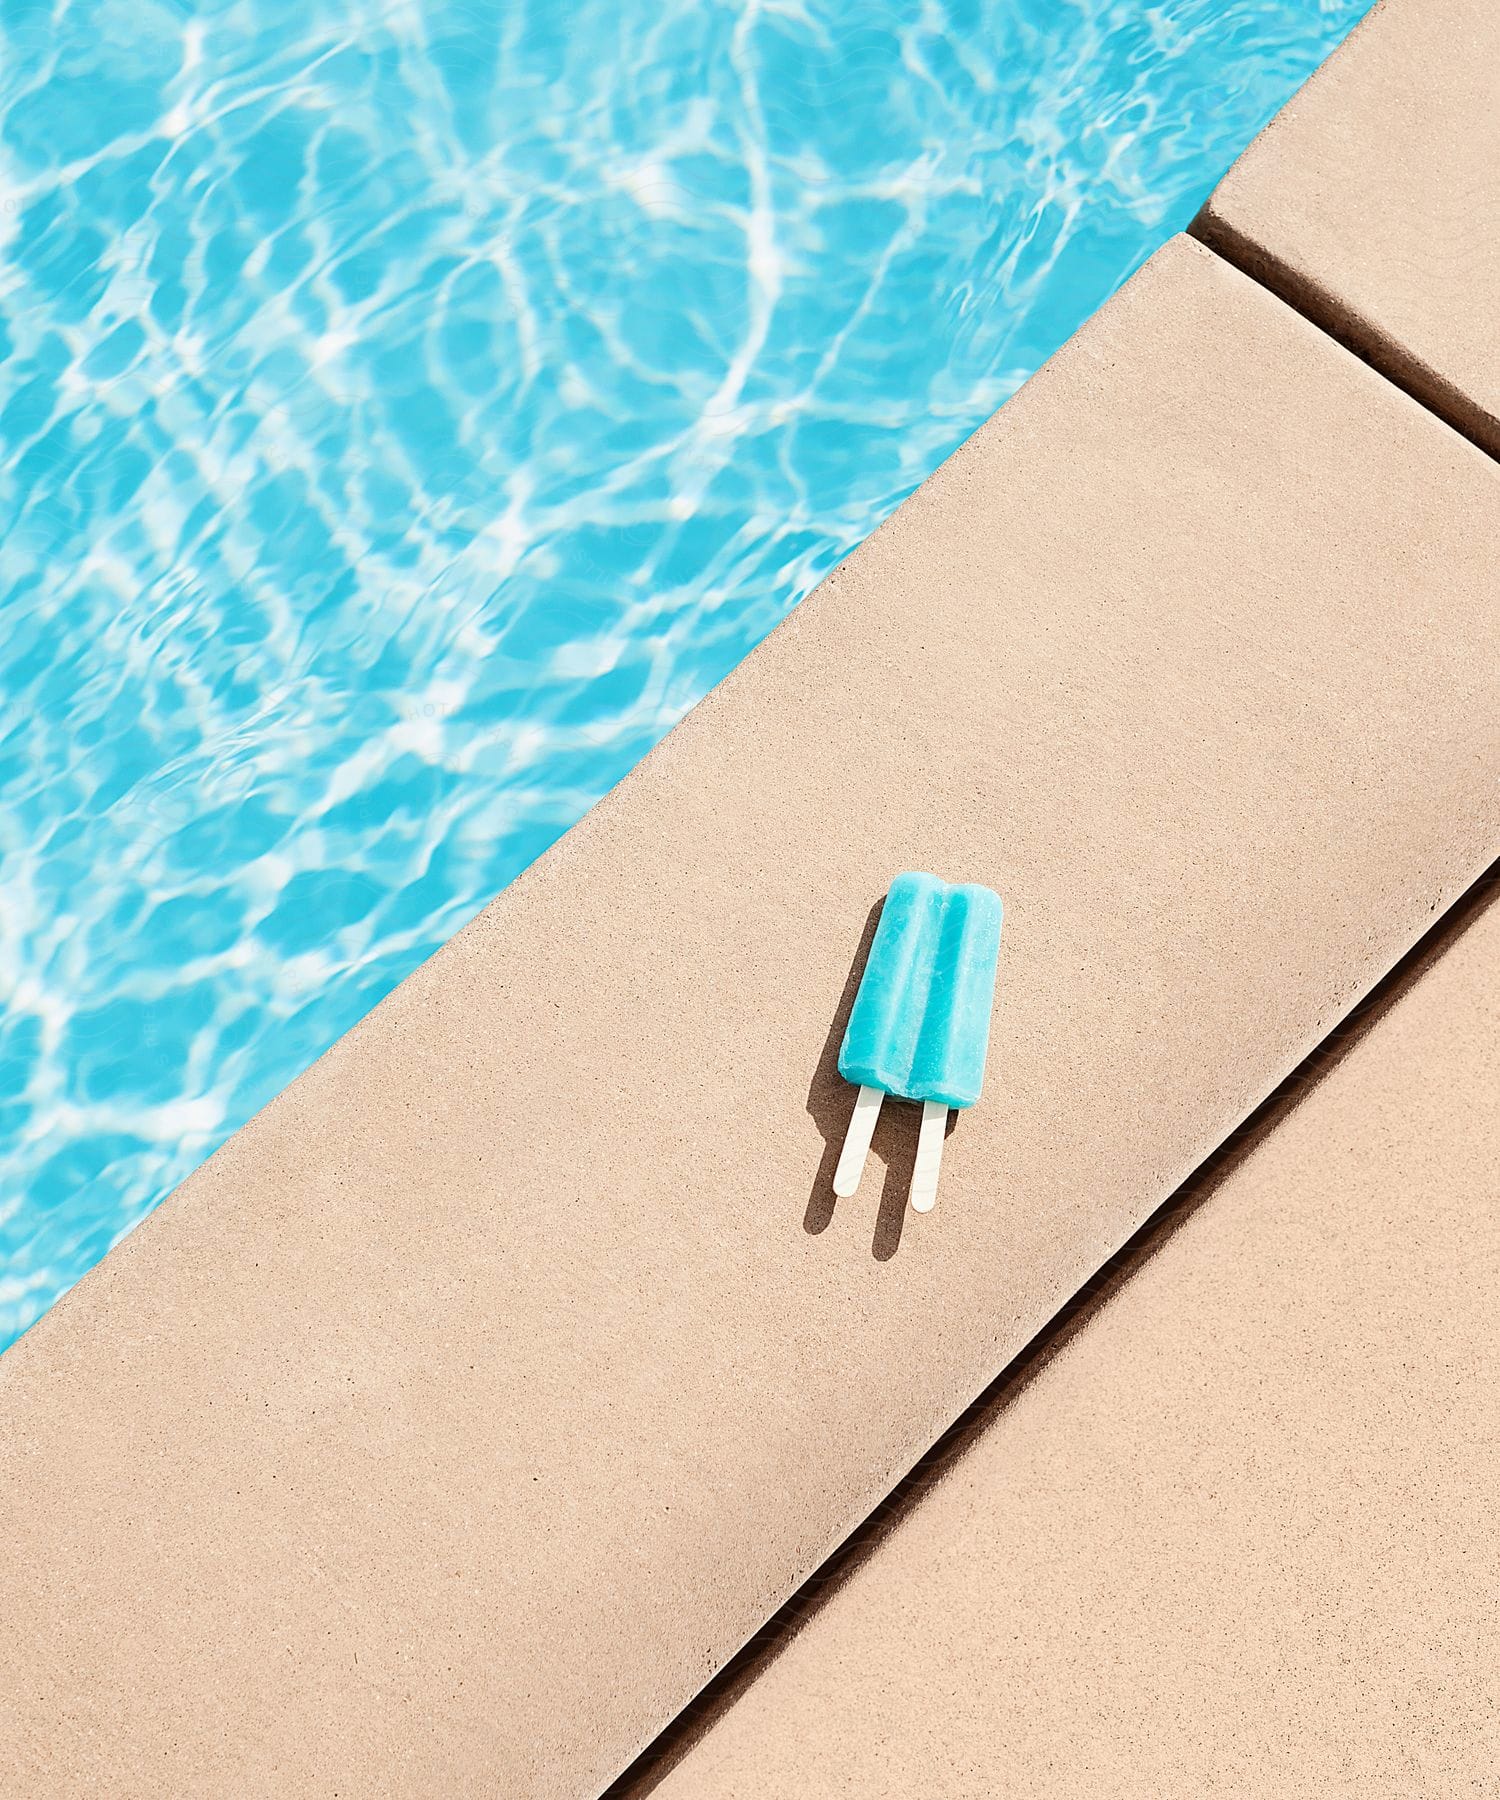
(2, 237, 1497, 1799)
(640, 887, 1500, 1800)
(1196, 0, 1500, 454)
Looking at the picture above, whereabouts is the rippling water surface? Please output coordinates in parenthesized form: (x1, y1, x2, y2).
(1, 0, 1369, 1348)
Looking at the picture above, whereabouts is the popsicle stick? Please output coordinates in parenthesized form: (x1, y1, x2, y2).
(910, 1101, 947, 1213)
(833, 1085, 883, 1196)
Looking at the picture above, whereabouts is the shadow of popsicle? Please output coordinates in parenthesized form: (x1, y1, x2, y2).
(803, 896, 957, 1263)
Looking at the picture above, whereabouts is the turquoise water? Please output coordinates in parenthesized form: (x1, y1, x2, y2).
(1, 0, 1369, 1350)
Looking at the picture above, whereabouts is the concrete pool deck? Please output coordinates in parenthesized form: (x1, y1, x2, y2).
(3, 223, 1497, 1798)
(2, 7, 1498, 1785)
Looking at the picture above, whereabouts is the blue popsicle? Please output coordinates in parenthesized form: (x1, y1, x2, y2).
(833, 872, 1003, 1211)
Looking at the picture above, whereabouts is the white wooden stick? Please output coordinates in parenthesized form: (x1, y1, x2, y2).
(910, 1101, 947, 1213)
(834, 1085, 883, 1196)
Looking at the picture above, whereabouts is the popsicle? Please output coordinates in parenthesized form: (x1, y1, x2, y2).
(833, 872, 1004, 1213)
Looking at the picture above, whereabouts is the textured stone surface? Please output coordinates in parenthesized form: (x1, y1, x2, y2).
(1196, 0, 1500, 454)
(642, 885, 1500, 1799)
(2, 236, 1497, 1799)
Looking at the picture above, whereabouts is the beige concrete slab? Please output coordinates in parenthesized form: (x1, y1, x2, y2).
(1195, 0, 1500, 454)
(639, 884, 1500, 1800)
(1, 236, 1497, 1800)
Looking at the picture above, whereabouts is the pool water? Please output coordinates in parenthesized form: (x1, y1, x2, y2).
(0, 0, 1369, 1350)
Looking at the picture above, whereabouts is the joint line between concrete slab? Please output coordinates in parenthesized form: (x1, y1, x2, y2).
(1188, 212, 1500, 465)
